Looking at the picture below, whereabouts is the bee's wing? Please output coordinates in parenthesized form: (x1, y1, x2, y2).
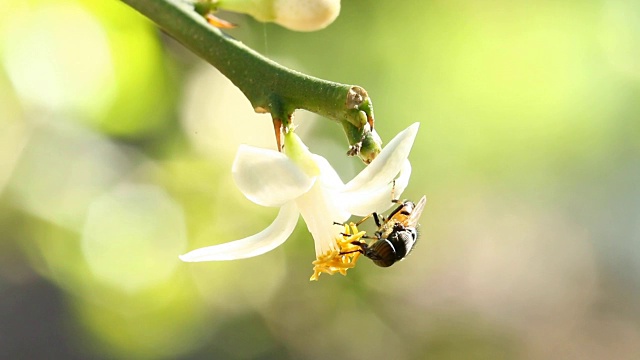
(405, 195, 427, 228)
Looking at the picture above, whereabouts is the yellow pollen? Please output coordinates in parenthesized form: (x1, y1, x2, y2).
(310, 222, 366, 281)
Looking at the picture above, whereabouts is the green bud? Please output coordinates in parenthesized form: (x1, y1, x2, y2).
(342, 120, 382, 164)
(359, 129, 382, 164)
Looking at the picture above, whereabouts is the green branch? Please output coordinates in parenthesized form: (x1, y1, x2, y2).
(120, 0, 381, 163)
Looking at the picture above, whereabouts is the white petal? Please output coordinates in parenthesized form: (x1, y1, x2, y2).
(312, 155, 350, 221)
(179, 202, 299, 262)
(312, 154, 345, 189)
(343, 159, 412, 216)
(296, 181, 349, 256)
(233, 145, 315, 207)
(343, 123, 419, 192)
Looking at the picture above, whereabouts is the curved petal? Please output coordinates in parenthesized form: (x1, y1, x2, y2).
(343, 123, 419, 192)
(233, 145, 315, 207)
(343, 160, 412, 216)
(311, 154, 350, 221)
(312, 154, 345, 189)
(297, 181, 350, 256)
(179, 202, 299, 262)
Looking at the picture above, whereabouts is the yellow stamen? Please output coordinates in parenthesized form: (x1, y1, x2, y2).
(310, 223, 366, 281)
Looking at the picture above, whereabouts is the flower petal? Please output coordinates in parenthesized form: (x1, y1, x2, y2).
(233, 144, 315, 207)
(179, 202, 299, 262)
(342, 159, 412, 216)
(312, 154, 350, 221)
(343, 122, 419, 193)
(297, 180, 350, 257)
(312, 154, 345, 189)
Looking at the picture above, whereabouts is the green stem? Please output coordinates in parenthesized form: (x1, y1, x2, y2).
(120, 0, 381, 162)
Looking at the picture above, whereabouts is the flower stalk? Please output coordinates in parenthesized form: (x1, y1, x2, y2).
(120, 0, 381, 162)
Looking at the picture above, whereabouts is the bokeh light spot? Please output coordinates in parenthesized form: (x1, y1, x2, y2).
(82, 184, 187, 293)
(1, 2, 116, 116)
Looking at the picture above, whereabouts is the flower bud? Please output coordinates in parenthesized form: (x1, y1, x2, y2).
(218, 0, 341, 31)
(272, 0, 340, 31)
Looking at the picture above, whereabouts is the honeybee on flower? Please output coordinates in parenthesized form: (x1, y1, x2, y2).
(180, 123, 420, 280)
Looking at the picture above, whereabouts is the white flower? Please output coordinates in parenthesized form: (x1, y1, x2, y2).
(271, 0, 341, 31)
(218, 0, 341, 32)
(179, 123, 419, 264)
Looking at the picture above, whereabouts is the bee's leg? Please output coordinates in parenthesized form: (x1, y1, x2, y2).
(373, 213, 386, 228)
(339, 232, 361, 237)
(351, 241, 368, 250)
(340, 248, 364, 255)
(390, 179, 407, 205)
(354, 213, 374, 226)
(339, 241, 366, 255)
(391, 179, 398, 202)
(339, 233, 376, 240)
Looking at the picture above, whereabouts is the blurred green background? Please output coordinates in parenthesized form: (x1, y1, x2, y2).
(1, 0, 640, 358)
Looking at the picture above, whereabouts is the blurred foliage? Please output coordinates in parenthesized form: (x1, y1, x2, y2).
(1, 0, 640, 359)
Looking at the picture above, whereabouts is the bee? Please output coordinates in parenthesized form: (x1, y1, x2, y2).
(345, 196, 427, 267)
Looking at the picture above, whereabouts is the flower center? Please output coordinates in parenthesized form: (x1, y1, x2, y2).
(310, 222, 367, 281)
